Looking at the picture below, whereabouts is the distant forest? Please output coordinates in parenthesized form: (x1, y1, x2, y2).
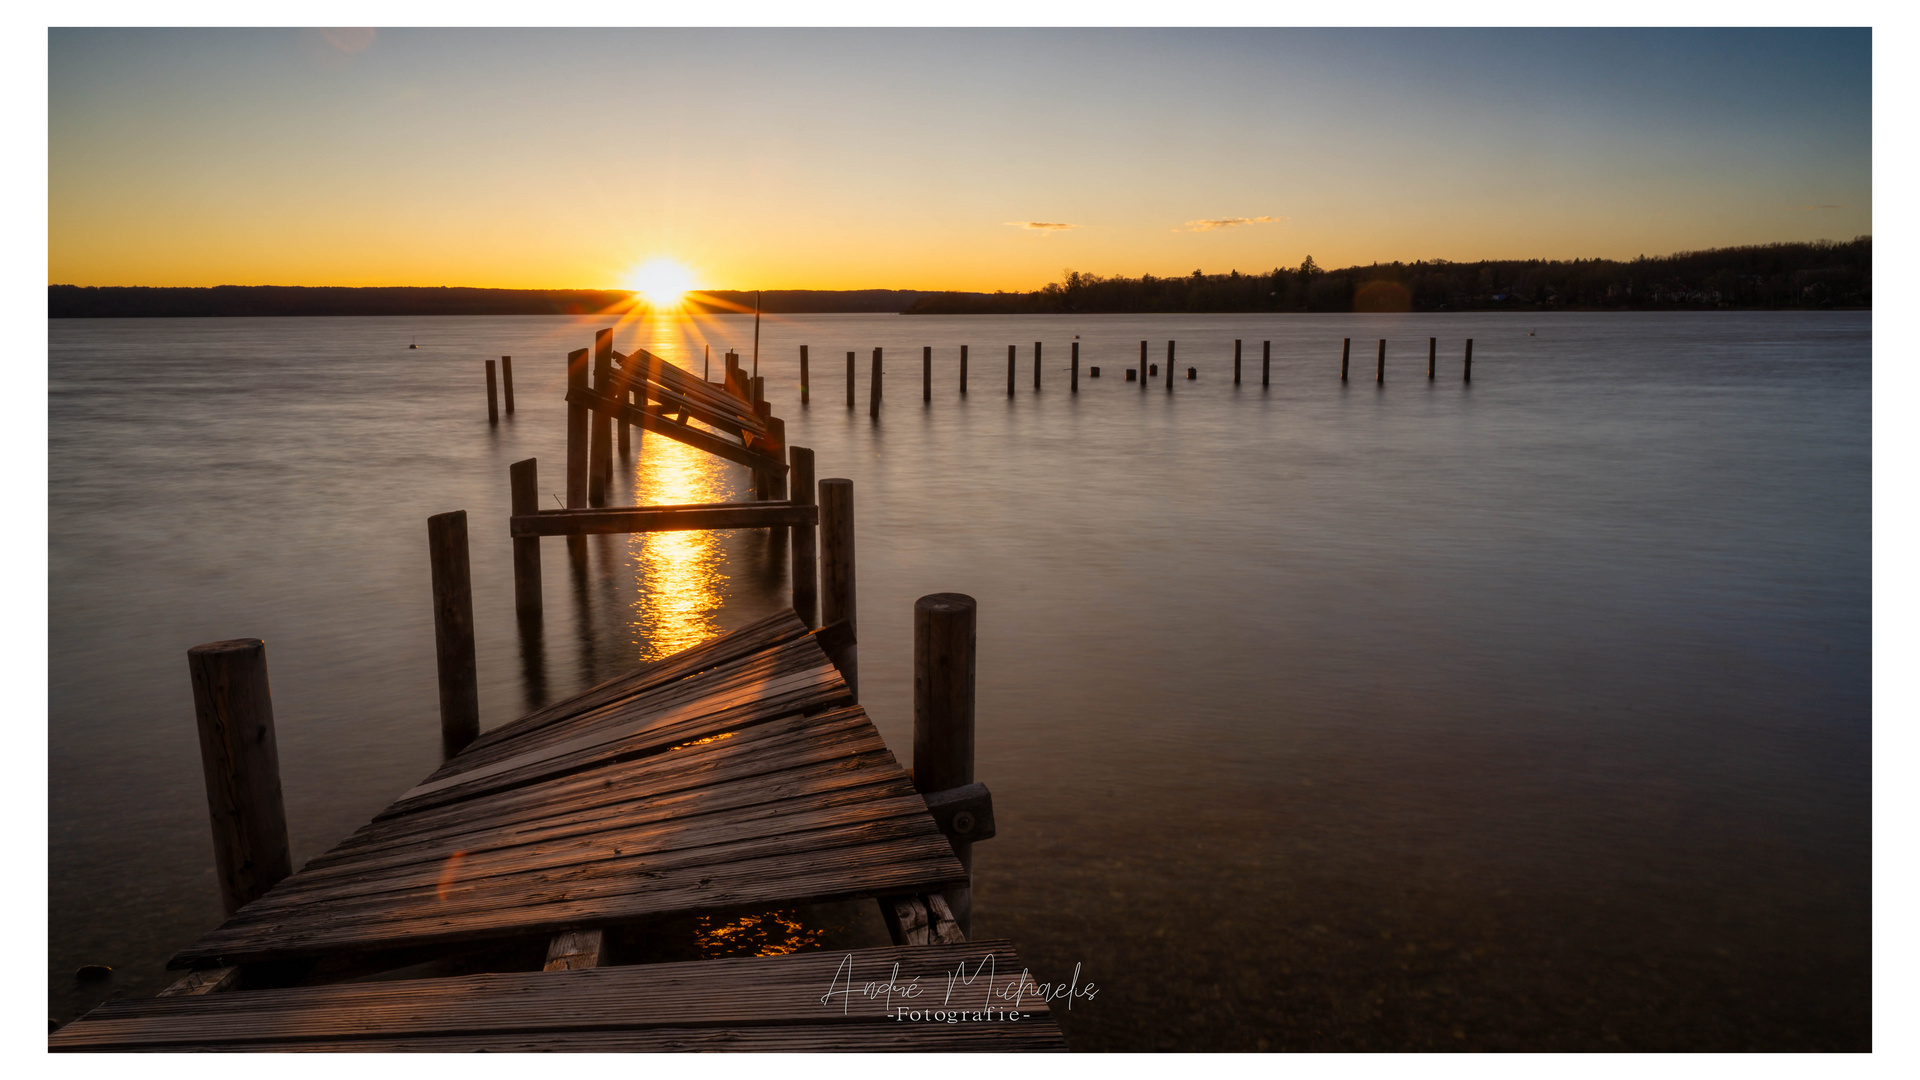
(46, 285, 945, 318)
(48, 238, 1870, 317)
(902, 237, 1872, 315)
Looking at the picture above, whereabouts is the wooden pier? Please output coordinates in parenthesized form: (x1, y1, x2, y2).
(53, 329, 1066, 1052)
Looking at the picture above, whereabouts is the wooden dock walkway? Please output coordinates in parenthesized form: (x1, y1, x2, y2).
(53, 611, 1066, 1051)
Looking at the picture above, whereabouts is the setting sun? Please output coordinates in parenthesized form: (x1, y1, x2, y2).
(626, 258, 696, 309)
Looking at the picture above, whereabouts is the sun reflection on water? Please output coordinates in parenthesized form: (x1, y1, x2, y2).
(626, 394, 737, 662)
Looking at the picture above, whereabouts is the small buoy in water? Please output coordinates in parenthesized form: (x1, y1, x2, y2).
(1186, 367, 1197, 380)
(409, 342, 418, 349)
(76, 964, 112, 981)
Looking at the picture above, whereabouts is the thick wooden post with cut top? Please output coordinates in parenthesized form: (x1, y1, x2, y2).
(1071, 341, 1079, 392)
(510, 458, 542, 621)
(819, 478, 857, 701)
(800, 345, 810, 405)
(1465, 338, 1474, 382)
(1341, 338, 1350, 381)
(589, 330, 614, 506)
(1166, 340, 1175, 390)
(1377, 338, 1386, 385)
(1262, 340, 1271, 386)
(914, 592, 978, 936)
(1428, 337, 1437, 380)
(1006, 345, 1015, 397)
(790, 446, 818, 627)
(923, 346, 932, 403)
(501, 355, 515, 413)
(960, 345, 969, 393)
(1140, 340, 1148, 390)
(1033, 341, 1042, 390)
(187, 638, 292, 916)
(869, 348, 883, 419)
(485, 360, 499, 424)
(845, 351, 855, 408)
(1233, 339, 1242, 384)
(565, 348, 589, 559)
(428, 510, 480, 756)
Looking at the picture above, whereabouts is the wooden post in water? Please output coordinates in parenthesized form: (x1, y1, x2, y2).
(1341, 338, 1350, 381)
(960, 345, 969, 394)
(1033, 342, 1042, 390)
(501, 356, 515, 413)
(1262, 340, 1271, 386)
(588, 330, 613, 507)
(427, 510, 480, 756)
(1140, 341, 1148, 391)
(1166, 341, 1175, 390)
(800, 345, 810, 405)
(1465, 338, 1474, 382)
(914, 591, 977, 935)
(565, 348, 589, 561)
(1428, 337, 1436, 380)
(846, 351, 855, 407)
(510, 459, 542, 621)
(923, 346, 932, 403)
(820, 478, 858, 701)
(187, 637, 292, 916)
(616, 388, 630, 456)
(869, 348, 883, 418)
(1233, 340, 1242, 384)
(1006, 345, 1015, 397)
(1071, 341, 1079, 392)
(485, 360, 499, 424)
(790, 447, 819, 627)
(1377, 339, 1386, 385)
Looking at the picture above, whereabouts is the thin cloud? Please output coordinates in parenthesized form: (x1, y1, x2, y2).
(1798, 204, 1845, 210)
(1184, 215, 1281, 232)
(1008, 221, 1078, 231)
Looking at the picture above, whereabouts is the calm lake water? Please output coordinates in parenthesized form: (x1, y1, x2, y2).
(48, 311, 1869, 1050)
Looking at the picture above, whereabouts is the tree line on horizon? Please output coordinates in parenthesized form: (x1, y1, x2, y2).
(45, 285, 945, 318)
(902, 237, 1872, 315)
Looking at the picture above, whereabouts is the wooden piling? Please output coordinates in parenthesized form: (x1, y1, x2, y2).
(846, 351, 855, 407)
(1233, 340, 1242, 384)
(820, 478, 858, 701)
(1166, 341, 1175, 390)
(800, 345, 810, 405)
(1006, 345, 1015, 397)
(790, 447, 818, 627)
(565, 348, 589, 560)
(588, 330, 613, 507)
(1186, 367, 1196, 380)
(1377, 339, 1385, 385)
(960, 345, 968, 394)
(186, 638, 292, 916)
(1262, 340, 1271, 386)
(501, 356, 515, 414)
(1071, 341, 1079, 392)
(1341, 338, 1350, 381)
(1139, 341, 1148, 391)
(510, 459, 542, 621)
(869, 348, 882, 418)
(1465, 338, 1474, 382)
(1428, 337, 1436, 380)
(923, 346, 932, 403)
(427, 510, 480, 756)
(913, 591, 977, 935)
(485, 360, 499, 424)
(1033, 342, 1042, 390)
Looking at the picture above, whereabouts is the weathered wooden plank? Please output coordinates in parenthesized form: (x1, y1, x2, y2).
(511, 503, 817, 538)
(616, 347, 762, 424)
(313, 708, 884, 864)
(158, 967, 239, 997)
(80, 1023, 1068, 1052)
(172, 833, 968, 966)
(69, 941, 1065, 1050)
(463, 610, 808, 753)
(567, 386, 784, 473)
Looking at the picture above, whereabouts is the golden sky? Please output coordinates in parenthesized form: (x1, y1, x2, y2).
(49, 29, 1872, 292)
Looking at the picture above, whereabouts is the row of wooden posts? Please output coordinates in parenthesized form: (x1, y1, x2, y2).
(782, 337, 1478, 416)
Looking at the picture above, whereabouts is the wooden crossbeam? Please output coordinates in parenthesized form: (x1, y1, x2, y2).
(565, 386, 784, 472)
(512, 503, 817, 538)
